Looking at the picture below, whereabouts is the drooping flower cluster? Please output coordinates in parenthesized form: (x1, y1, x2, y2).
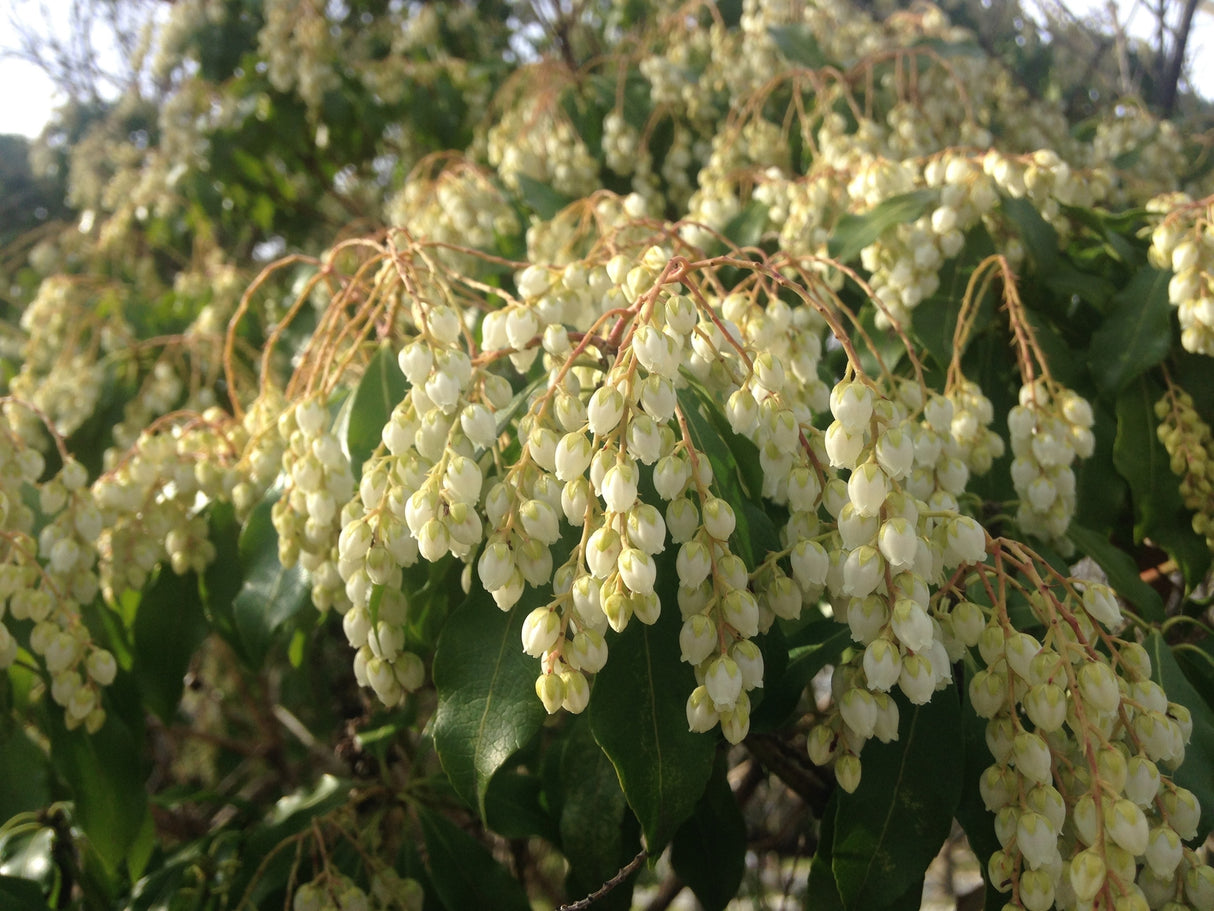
(1148, 194, 1214, 357)
(1007, 379, 1095, 549)
(1156, 383, 1214, 553)
(968, 555, 1212, 911)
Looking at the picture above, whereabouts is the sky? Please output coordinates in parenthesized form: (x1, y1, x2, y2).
(0, 1, 1210, 138)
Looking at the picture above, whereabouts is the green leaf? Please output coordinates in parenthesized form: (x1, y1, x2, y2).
(953, 664, 1009, 911)
(132, 569, 209, 720)
(418, 807, 532, 911)
(0, 875, 47, 910)
(1087, 267, 1172, 394)
(830, 691, 963, 909)
(676, 384, 758, 567)
(1001, 196, 1057, 272)
(431, 586, 547, 819)
(516, 174, 572, 221)
(1113, 379, 1212, 588)
(200, 502, 244, 656)
(232, 494, 311, 665)
(48, 710, 149, 877)
(484, 769, 559, 842)
(1145, 631, 1214, 838)
(235, 776, 352, 908)
(1066, 525, 1165, 623)
(721, 200, 769, 249)
(0, 723, 50, 822)
(828, 190, 936, 263)
(559, 717, 637, 911)
(670, 756, 746, 911)
(343, 344, 408, 480)
(752, 622, 851, 732)
(589, 556, 715, 854)
(768, 24, 829, 68)
(805, 799, 847, 911)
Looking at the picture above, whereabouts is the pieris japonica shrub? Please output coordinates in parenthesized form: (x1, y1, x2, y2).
(1, 0, 1213, 909)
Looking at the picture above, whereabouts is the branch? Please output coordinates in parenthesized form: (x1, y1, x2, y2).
(557, 849, 648, 910)
(1156, 0, 1201, 114)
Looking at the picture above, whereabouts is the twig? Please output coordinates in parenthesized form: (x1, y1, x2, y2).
(558, 849, 648, 910)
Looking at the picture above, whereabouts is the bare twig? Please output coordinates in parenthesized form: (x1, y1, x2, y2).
(558, 849, 648, 910)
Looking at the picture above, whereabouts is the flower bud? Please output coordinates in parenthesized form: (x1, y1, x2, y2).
(721, 590, 759, 638)
(1081, 582, 1123, 629)
(1019, 868, 1055, 911)
(1125, 754, 1161, 806)
(1069, 848, 1107, 903)
(536, 673, 565, 714)
(85, 650, 117, 686)
(1016, 811, 1059, 870)
(891, 598, 933, 652)
(1078, 661, 1121, 716)
(1012, 731, 1053, 784)
(1023, 683, 1067, 732)
(898, 652, 936, 704)
(685, 685, 717, 732)
(848, 461, 890, 517)
(807, 723, 838, 765)
(702, 498, 736, 540)
(968, 668, 1007, 719)
(679, 615, 717, 666)
(561, 671, 590, 713)
(835, 753, 862, 793)
(617, 547, 657, 595)
(521, 608, 562, 657)
(863, 638, 902, 692)
(830, 381, 874, 433)
(704, 655, 743, 711)
(839, 688, 879, 740)
(587, 386, 625, 436)
(719, 699, 750, 744)
(601, 460, 639, 513)
(1144, 825, 1183, 877)
(789, 539, 829, 591)
(842, 545, 883, 598)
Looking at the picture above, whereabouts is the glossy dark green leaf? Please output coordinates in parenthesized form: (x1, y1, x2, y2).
(751, 622, 851, 732)
(559, 717, 637, 911)
(670, 756, 746, 911)
(418, 807, 532, 911)
(431, 586, 546, 818)
(49, 710, 149, 877)
(343, 344, 408, 479)
(132, 568, 209, 720)
(0, 874, 47, 910)
(232, 494, 311, 665)
(484, 769, 559, 842)
(831, 691, 963, 909)
(768, 24, 829, 68)
(1066, 524, 1165, 622)
(828, 190, 935, 263)
(1114, 379, 1212, 587)
(589, 556, 715, 854)
(1146, 631, 1214, 838)
(1088, 267, 1172, 393)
